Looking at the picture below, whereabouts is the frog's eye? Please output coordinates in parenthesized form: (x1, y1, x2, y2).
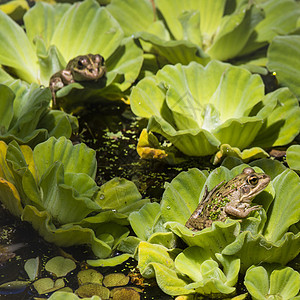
(248, 175, 259, 185)
(77, 58, 88, 68)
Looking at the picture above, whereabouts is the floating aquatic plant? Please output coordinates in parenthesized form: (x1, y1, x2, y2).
(286, 145, 300, 172)
(267, 35, 300, 99)
(0, 137, 145, 258)
(132, 161, 300, 296)
(108, 0, 300, 71)
(0, 82, 77, 146)
(244, 264, 300, 300)
(0, 0, 143, 109)
(131, 60, 300, 158)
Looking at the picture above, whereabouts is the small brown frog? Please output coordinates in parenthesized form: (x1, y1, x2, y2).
(49, 54, 106, 106)
(185, 167, 270, 231)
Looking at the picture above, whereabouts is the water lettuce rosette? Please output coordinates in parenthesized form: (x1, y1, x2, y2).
(0, 137, 145, 258)
(0, 0, 143, 109)
(131, 60, 300, 157)
(108, 0, 300, 71)
(244, 265, 300, 300)
(0, 81, 78, 146)
(134, 161, 300, 296)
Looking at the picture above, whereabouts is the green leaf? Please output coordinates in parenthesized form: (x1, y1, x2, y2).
(33, 136, 97, 180)
(175, 246, 238, 295)
(51, 0, 123, 62)
(37, 109, 78, 140)
(129, 202, 161, 241)
(131, 60, 274, 156)
(161, 168, 207, 225)
(137, 241, 192, 296)
(213, 144, 269, 165)
(39, 162, 100, 224)
(96, 177, 141, 210)
(222, 231, 300, 273)
(107, 0, 158, 36)
(33, 278, 64, 294)
(252, 88, 300, 147)
(24, 2, 70, 49)
(263, 169, 300, 242)
(245, 265, 300, 300)
(0, 85, 14, 133)
(267, 35, 300, 98)
(0, 10, 38, 82)
(286, 145, 300, 171)
(45, 256, 76, 277)
(49, 291, 101, 300)
(24, 257, 39, 281)
(21, 205, 113, 258)
(207, 4, 264, 60)
(87, 253, 133, 267)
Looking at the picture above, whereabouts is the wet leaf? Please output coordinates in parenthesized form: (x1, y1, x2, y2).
(24, 257, 40, 281)
(45, 256, 76, 277)
(0, 280, 29, 291)
(103, 273, 129, 287)
(111, 287, 141, 300)
(75, 283, 110, 299)
(87, 253, 133, 268)
(33, 278, 65, 294)
(77, 269, 103, 285)
(49, 291, 102, 300)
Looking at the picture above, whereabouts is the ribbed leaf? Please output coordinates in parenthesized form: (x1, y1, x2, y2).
(267, 35, 300, 98)
(33, 136, 96, 180)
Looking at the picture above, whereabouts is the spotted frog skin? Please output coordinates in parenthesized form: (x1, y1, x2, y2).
(49, 54, 106, 105)
(185, 167, 270, 231)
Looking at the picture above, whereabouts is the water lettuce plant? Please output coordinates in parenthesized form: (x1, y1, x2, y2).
(0, 0, 143, 109)
(133, 161, 300, 297)
(244, 265, 300, 300)
(108, 0, 300, 71)
(131, 60, 300, 157)
(0, 137, 146, 258)
(0, 81, 77, 146)
(267, 35, 300, 99)
(286, 145, 300, 171)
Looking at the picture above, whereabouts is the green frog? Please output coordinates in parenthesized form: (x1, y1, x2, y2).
(49, 54, 106, 106)
(185, 167, 270, 231)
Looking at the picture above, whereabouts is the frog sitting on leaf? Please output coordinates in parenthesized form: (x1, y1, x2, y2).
(186, 168, 270, 231)
(49, 54, 106, 107)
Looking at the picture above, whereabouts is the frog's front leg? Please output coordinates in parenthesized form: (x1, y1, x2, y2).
(225, 203, 262, 218)
(49, 70, 74, 106)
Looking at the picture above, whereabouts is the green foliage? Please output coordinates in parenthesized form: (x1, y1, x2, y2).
(286, 145, 300, 171)
(0, 83, 77, 146)
(0, 0, 143, 108)
(244, 265, 300, 300)
(267, 35, 300, 99)
(0, 137, 144, 258)
(131, 60, 300, 157)
(131, 162, 300, 296)
(108, 0, 300, 69)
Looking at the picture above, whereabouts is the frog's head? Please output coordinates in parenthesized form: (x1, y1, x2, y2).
(239, 167, 270, 204)
(67, 54, 106, 81)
